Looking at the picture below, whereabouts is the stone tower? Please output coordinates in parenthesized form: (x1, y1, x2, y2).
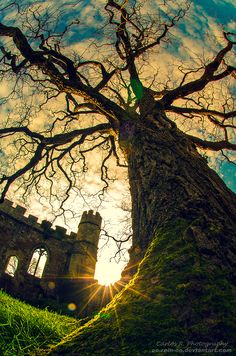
(67, 210, 102, 279)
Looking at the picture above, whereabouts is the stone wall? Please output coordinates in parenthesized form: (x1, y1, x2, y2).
(0, 199, 104, 316)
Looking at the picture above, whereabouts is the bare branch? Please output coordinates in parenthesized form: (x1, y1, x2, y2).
(0, 143, 45, 202)
(159, 35, 235, 107)
(0, 22, 128, 128)
(167, 106, 236, 119)
(187, 135, 236, 151)
(0, 126, 43, 141)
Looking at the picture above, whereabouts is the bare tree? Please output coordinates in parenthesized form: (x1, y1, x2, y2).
(0, 0, 236, 352)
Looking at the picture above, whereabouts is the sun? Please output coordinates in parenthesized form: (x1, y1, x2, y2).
(95, 259, 125, 286)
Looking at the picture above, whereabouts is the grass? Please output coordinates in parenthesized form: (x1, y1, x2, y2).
(0, 290, 80, 355)
(1, 218, 235, 355)
(46, 218, 236, 355)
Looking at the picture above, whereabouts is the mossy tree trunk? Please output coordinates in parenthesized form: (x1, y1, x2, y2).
(125, 110, 236, 277)
(46, 110, 236, 355)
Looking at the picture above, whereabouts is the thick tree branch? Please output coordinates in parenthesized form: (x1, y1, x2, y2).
(0, 122, 114, 201)
(167, 106, 236, 119)
(105, 0, 144, 101)
(158, 36, 235, 107)
(187, 135, 236, 151)
(0, 123, 113, 146)
(0, 126, 44, 140)
(0, 22, 130, 128)
(43, 123, 113, 146)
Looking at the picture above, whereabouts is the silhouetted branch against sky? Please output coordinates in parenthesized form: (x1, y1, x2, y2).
(0, 0, 235, 283)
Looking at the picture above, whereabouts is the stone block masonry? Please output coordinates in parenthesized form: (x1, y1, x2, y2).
(0, 199, 105, 316)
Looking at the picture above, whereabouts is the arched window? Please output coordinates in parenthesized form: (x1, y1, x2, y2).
(5, 256, 19, 277)
(27, 248, 48, 278)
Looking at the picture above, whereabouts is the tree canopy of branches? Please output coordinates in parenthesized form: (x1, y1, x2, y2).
(0, 0, 236, 354)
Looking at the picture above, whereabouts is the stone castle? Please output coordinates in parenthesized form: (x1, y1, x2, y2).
(0, 199, 115, 316)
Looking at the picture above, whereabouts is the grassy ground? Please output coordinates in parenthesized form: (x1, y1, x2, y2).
(0, 290, 80, 355)
(1, 219, 235, 355)
(45, 219, 236, 355)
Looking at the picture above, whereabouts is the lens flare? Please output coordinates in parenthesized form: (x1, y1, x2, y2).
(67, 303, 77, 311)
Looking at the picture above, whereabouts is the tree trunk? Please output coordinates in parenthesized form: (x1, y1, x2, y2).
(125, 111, 236, 277)
(45, 110, 236, 355)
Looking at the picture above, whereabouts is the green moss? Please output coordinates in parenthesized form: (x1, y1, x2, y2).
(33, 219, 236, 354)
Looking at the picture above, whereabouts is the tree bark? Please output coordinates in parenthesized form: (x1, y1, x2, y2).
(125, 110, 236, 278)
(44, 109, 236, 355)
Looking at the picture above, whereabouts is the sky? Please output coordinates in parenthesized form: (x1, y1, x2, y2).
(0, 0, 235, 285)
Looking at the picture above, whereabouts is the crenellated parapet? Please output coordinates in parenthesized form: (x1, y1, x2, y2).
(67, 210, 102, 279)
(0, 199, 77, 240)
(79, 210, 102, 227)
(0, 199, 103, 315)
(77, 210, 102, 242)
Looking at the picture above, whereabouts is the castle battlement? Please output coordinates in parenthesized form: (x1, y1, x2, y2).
(0, 199, 78, 240)
(0, 198, 104, 317)
(79, 210, 102, 227)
